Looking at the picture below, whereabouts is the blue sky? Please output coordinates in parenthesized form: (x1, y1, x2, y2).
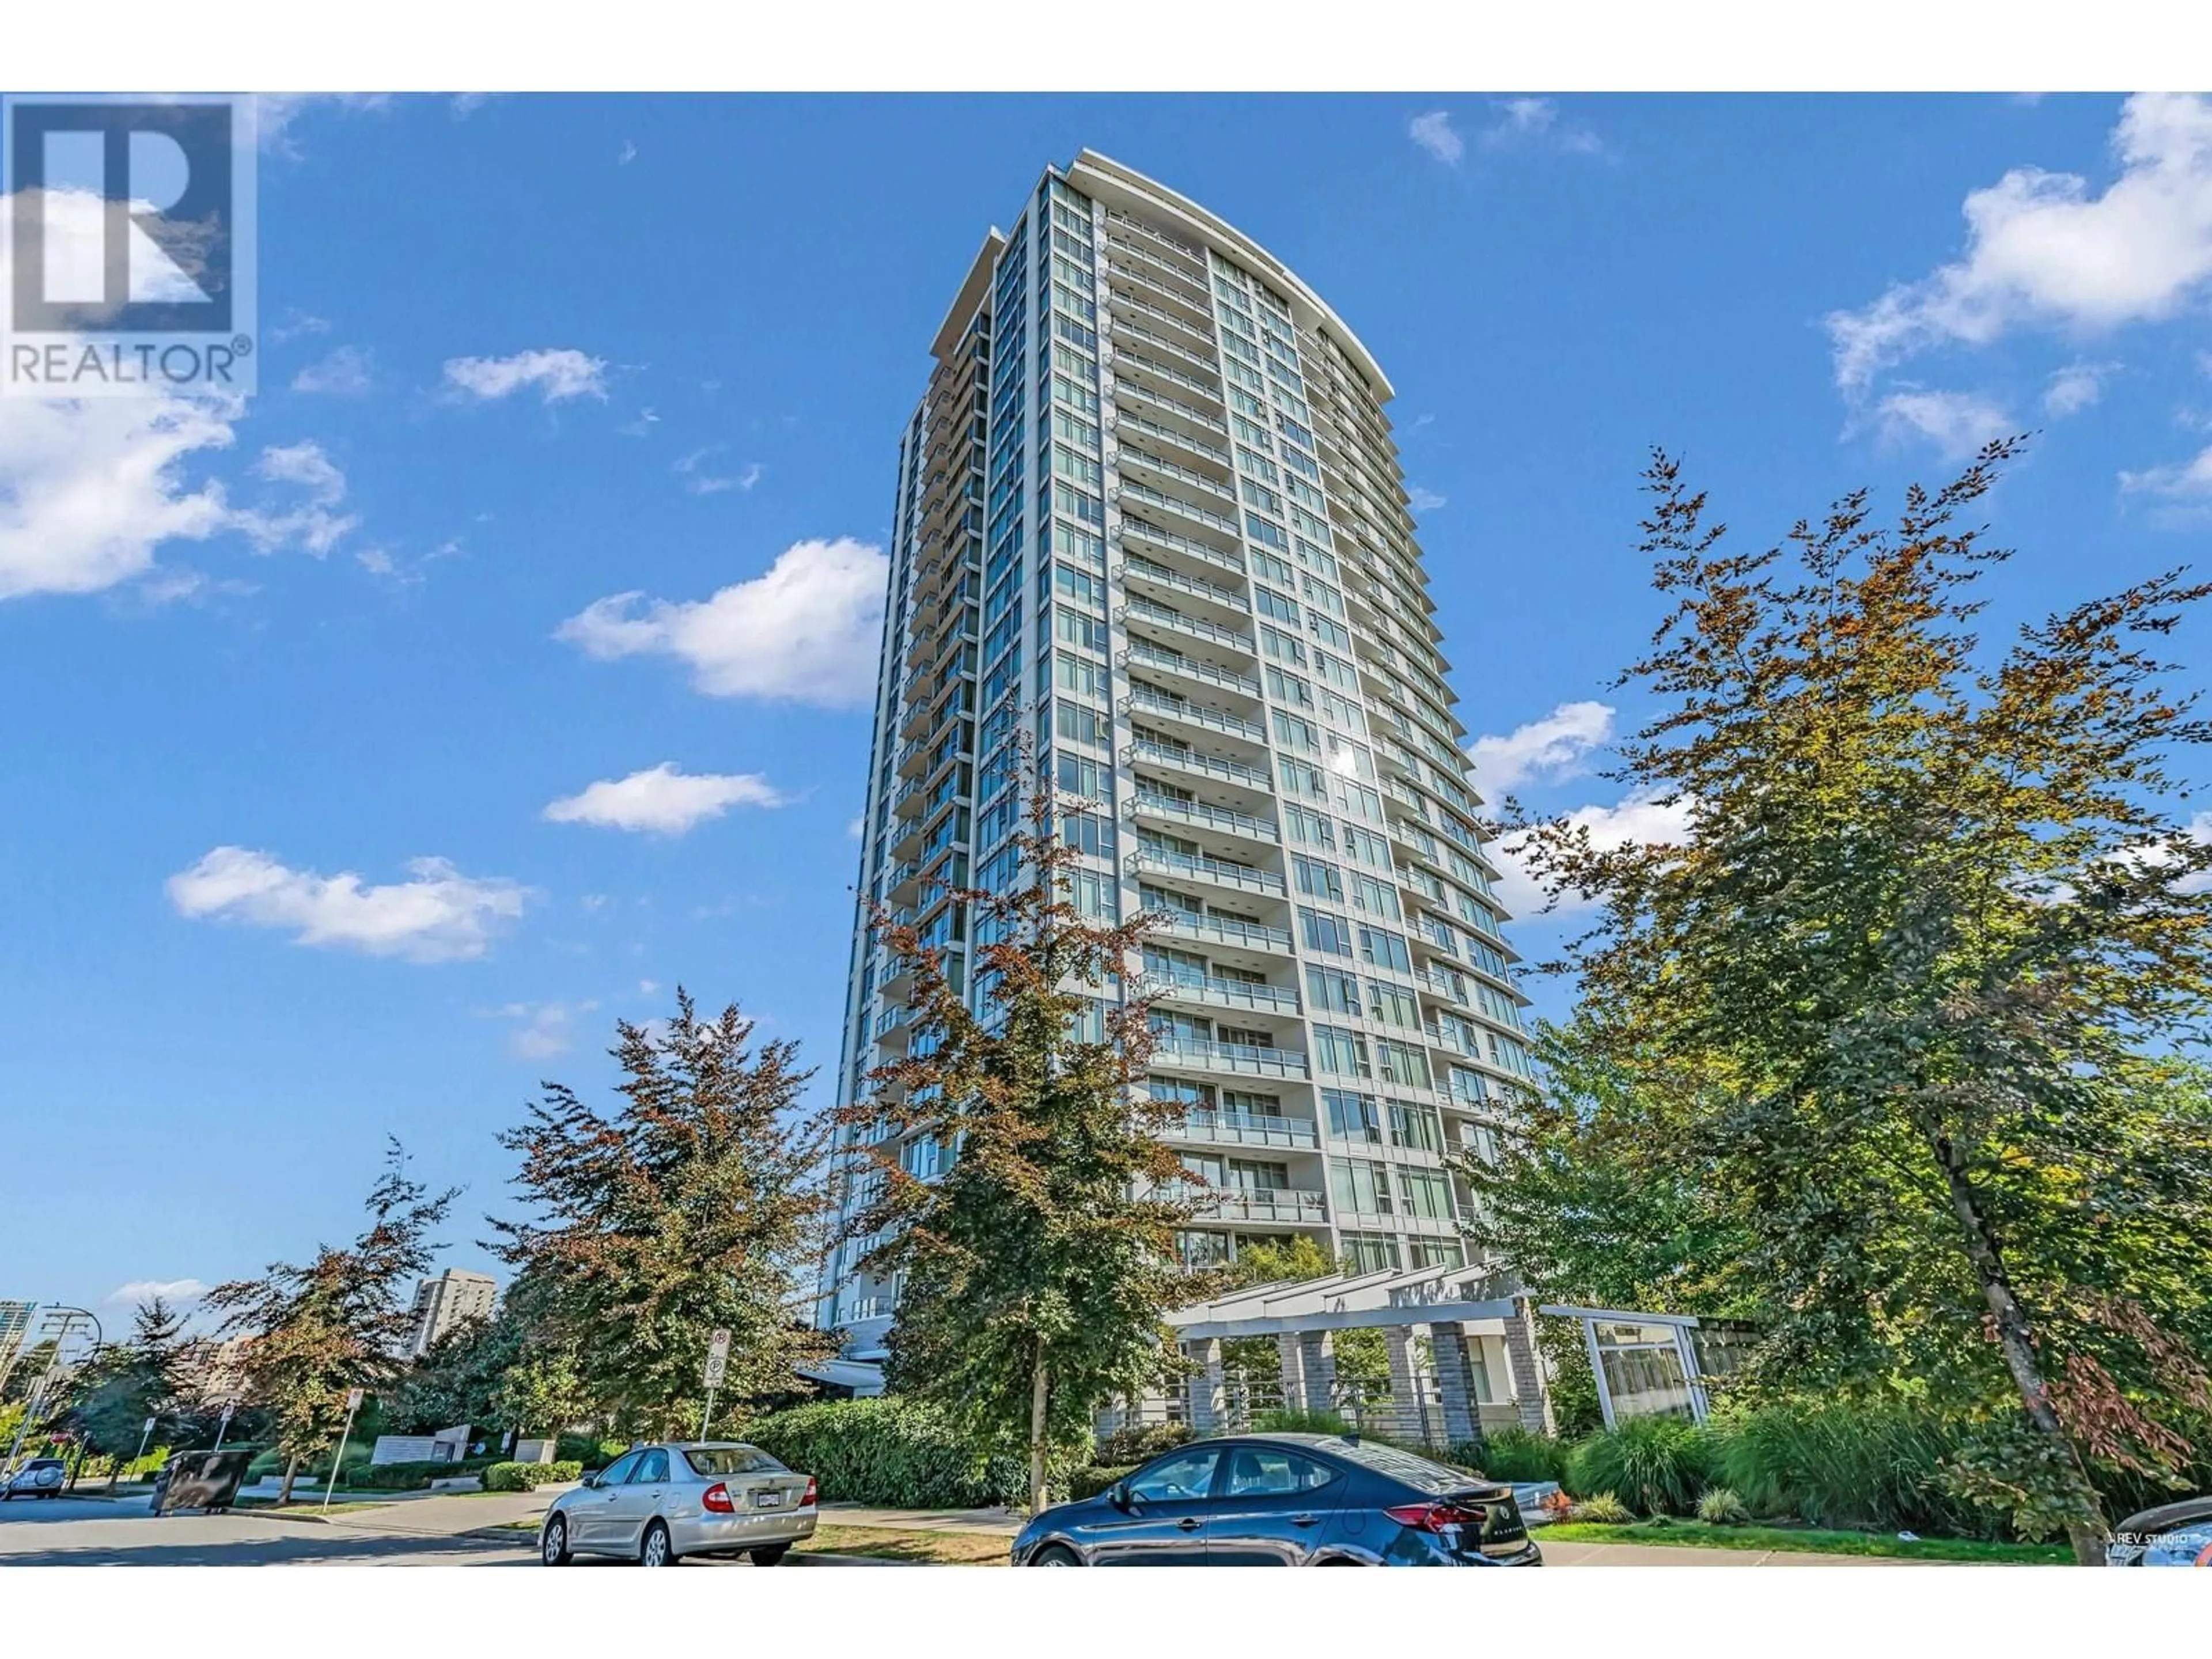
(4, 92, 2209, 1325)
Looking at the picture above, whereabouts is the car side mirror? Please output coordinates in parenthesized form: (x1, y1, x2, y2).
(1109, 1482, 1133, 1510)
(580, 1472, 600, 1489)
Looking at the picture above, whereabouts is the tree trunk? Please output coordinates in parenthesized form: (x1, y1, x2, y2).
(279, 1453, 300, 1506)
(1028, 1346, 1050, 1515)
(1927, 1127, 2107, 1565)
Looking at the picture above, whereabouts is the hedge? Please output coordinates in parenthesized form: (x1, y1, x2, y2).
(745, 1397, 1083, 1509)
(1472, 1426, 1570, 1485)
(483, 1460, 584, 1491)
(1066, 1464, 1135, 1502)
(556, 1434, 629, 1470)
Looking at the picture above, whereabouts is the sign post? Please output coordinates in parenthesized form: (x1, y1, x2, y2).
(131, 1415, 157, 1472)
(321, 1388, 365, 1512)
(699, 1329, 731, 1440)
(212, 1400, 236, 1450)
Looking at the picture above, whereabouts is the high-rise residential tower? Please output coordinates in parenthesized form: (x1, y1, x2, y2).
(817, 153, 1533, 1377)
(406, 1268, 498, 1359)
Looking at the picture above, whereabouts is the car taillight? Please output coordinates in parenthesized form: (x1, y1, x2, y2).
(800, 1476, 817, 1507)
(1384, 1501, 1486, 1534)
(701, 1483, 734, 1514)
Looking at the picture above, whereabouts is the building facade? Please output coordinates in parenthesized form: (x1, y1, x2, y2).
(406, 1268, 498, 1359)
(818, 152, 1533, 1370)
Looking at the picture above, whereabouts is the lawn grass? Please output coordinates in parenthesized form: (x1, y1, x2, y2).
(797, 1525, 1010, 1566)
(1540, 1518, 2069, 1564)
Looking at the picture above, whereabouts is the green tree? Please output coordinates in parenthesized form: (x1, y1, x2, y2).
(207, 1142, 455, 1503)
(66, 1297, 187, 1484)
(1457, 1019, 1765, 1317)
(491, 991, 835, 1440)
(1502, 443, 2212, 1561)
(840, 779, 1207, 1510)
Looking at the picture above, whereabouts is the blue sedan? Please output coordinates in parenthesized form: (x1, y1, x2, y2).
(1012, 1432, 1541, 1566)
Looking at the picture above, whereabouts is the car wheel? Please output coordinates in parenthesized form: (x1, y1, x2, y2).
(541, 1515, 571, 1566)
(640, 1520, 677, 1567)
(749, 1543, 791, 1566)
(1029, 1544, 1082, 1566)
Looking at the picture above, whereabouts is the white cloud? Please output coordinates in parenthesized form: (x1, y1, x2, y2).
(544, 763, 790, 834)
(1409, 111, 1464, 165)
(1828, 93, 2212, 393)
(557, 537, 888, 707)
(2177, 813, 2212, 895)
(495, 999, 597, 1060)
(268, 309, 331, 345)
(2120, 442, 2212, 499)
(2043, 359, 2119, 416)
(675, 446, 762, 495)
(0, 394, 237, 600)
(1468, 701, 1616, 793)
(252, 94, 391, 158)
(1876, 388, 2016, 459)
(846, 815, 865, 840)
(618, 139, 639, 166)
(167, 847, 529, 962)
(107, 1278, 207, 1306)
(234, 440, 360, 555)
(638, 979, 660, 995)
(1407, 484, 1446, 512)
(1481, 97, 1607, 157)
(442, 348, 607, 404)
(293, 344, 374, 396)
(1493, 788, 1698, 919)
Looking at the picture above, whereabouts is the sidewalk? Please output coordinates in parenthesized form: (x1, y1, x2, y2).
(817, 1502, 1021, 1536)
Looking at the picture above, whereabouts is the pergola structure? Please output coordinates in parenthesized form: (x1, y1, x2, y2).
(1147, 1263, 1553, 1449)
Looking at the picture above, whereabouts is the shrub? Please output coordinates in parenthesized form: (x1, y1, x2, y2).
(1473, 1426, 1569, 1485)
(556, 1433, 628, 1470)
(1250, 1407, 1352, 1436)
(1565, 1416, 1715, 1516)
(745, 1396, 1037, 1509)
(1714, 1397, 1994, 1537)
(1066, 1464, 1135, 1502)
(482, 1460, 583, 1491)
(1093, 1422, 1191, 1467)
(1696, 1486, 1751, 1526)
(1575, 1491, 1633, 1524)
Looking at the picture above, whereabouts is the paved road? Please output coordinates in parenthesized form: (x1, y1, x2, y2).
(2, 1492, 1915, 1567)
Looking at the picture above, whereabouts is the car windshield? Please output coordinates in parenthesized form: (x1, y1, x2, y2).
(1316, 1439, 1481, 1494)
(682, 1445, 785, 1476)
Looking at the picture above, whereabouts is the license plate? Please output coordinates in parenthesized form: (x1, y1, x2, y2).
(752, 1491, 784, 1508)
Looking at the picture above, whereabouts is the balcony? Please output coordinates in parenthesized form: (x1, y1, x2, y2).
(1129, 790, 1279, 847)
(1124, 740, 1272, 797)
(1191, 1187, 1331, 1226)
(1163, 1111, 1320, 1151)
(1137, 970, 1301, 1017)
(1124, 685, 1266, 745)
(1111, 410, 1230, 471)
(1146, 900, 1294, 951)
(1119, 641, 1261, 701)
(1117, 478, 1242, 545)
(1111, 372, 1229, 440)
(1119, 597, 1255, 657)
(1116, 443, 1237, 510)
(1150, 1037, 1310, 1080)
(1118, 516, 1248, 584)
(1122, 554, 1248, 623)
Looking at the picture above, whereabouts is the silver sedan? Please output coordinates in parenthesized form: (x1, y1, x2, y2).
(539, 1442, 817, 1567)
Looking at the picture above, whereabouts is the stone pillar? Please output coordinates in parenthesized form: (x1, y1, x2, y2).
(1429, 1321, 1479, 1445)
(1505, 1297, 1553, 1434)
(1185, 1339, 1225, 1434)
(1277, 1331, 1308, 1412)
(1298, 1331, 1337, 1414)
(1385, 1326, 1428, 1445)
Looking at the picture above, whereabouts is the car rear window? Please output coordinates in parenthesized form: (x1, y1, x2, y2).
(682, 1445, 785, 1476)
(1321, 1439, 1481, 1493)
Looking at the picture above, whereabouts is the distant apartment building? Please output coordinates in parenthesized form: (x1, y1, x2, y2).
(406, 1269, 498, 1358)
(816, 152, 1533, 1379)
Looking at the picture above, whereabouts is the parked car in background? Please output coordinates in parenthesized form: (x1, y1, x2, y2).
(2, 1458, 68, 1499)
(1011, 1433, 1541, 1566)
(2107, 1496, 2212, 1566)
(539, 1442, 816, 1567)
